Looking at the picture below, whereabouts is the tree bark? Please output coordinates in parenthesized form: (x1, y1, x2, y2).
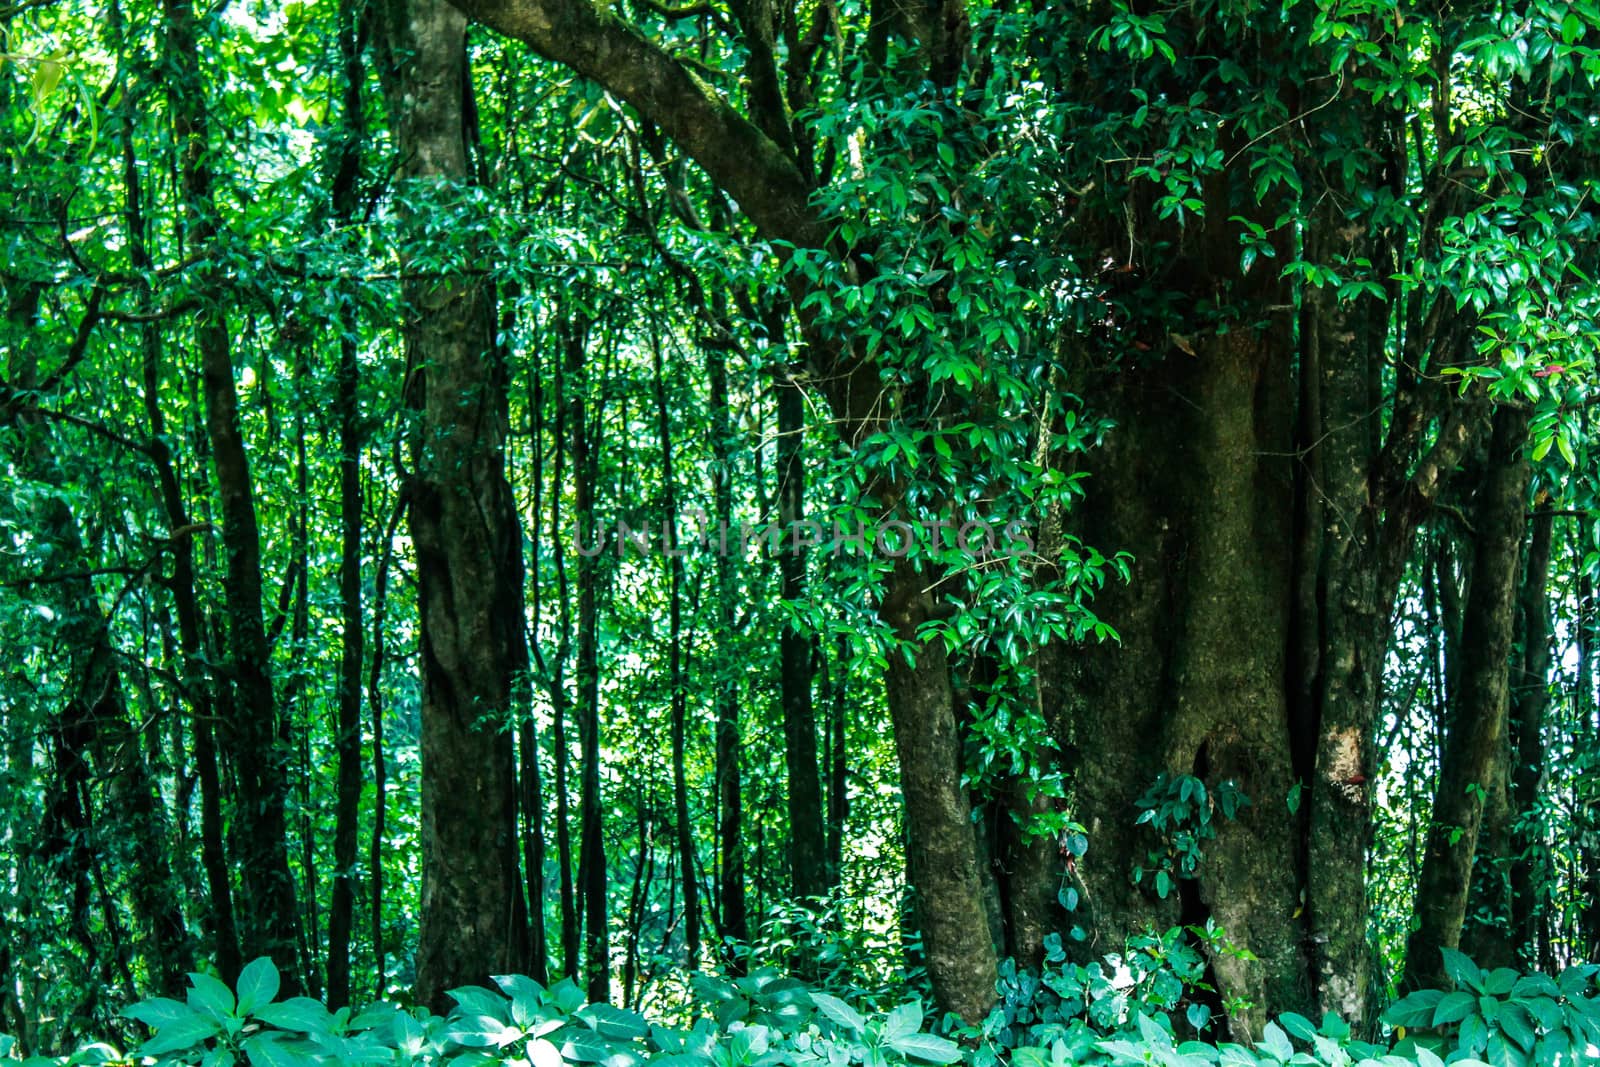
(1051, 327, 1305, 1039)
(1509, 509, 1554, 971)
(375, 0, 532, 1010)
(881, 558, 998, 1026)
(1403, 405, 1530, 990)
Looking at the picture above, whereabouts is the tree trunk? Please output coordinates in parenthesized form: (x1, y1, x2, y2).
(1509, 509, 1553, 971)
(322, 0, 367, 1008)
(163, 0, 301, 984)
(1049, 327, 1306, 1038)
(367, 492, 405, 999)
(1403, 405, 1530, 990)
(881, 558, 998, 1025)
(777, 378, 826, 901)
(707, 340, 749, 967)
(549, 368, 582, 979)
(376, 0, 532, 1010)
(826, 631, 849, 890)
(565, 323, 610, 1001)
(653, 335, 701, 968)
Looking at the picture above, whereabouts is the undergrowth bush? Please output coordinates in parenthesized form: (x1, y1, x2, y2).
(3, 942, 1596, 1067)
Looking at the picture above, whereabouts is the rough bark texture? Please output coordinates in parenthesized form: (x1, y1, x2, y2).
(881, 559, 999, 1026)
(1051, 327, 1305, 1039)
(1403, 406, 1530, 990)
(376, 0, 532, 1011)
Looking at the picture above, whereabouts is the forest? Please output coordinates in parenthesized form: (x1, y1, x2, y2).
(2, 0, 1600, 1063)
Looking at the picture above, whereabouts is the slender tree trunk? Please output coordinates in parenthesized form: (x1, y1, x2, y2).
(777, 378, 826, 900)
(324, 0, 367, 1001)
(565, 324, 610, 1001)
(826, 630, 848, 889)
(707, 341, 748, 968)
(162, 0, 301, 983)
(117, 38, 240, 983)
(288, 363, 320, 997)
(519, 350, 551, 983)
(653, 335, 701, 968)
(375, 0, 531, 1009)
(549, 361, 582, 978)
(367, 491, 405, 999)
(1403, 406, 1531, 990)
(1510, 510, 1554, 971)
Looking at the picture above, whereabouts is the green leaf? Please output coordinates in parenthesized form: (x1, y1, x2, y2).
(1511, 975, 1559, 999)
(1259, 1021, 1291, 1061)
(139, 1014, 221, 1057)
(1442, 948, 1485, 992)
(253, 998, 337, 1036)
(242, 1034, 320, 1067)
(1498, 1003, 1536, 1051)
(188, 972, 238, 1023)
(550, 978, 588, 1014)
(528, 1037, 565, 1067)
(561, 1027, 614, 1063)
(577, 1003, 649, 1041)
(1484, 1031, 1522, 1067)
(887, 1034, 962, 1065)
(1434, 991, 1478, 1026)
(449, 986, 511, 1021)
(1384, 989, 1444, 1028)
(236, 958, 281, 1017)
(445, 1014, 507, 1047)
(883, 1000, 922, 1039)
(124, 997, 200, 1031)
(811, 993, 866, 1036)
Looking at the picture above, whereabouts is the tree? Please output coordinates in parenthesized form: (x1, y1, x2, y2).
(374, 0, 532, 1009)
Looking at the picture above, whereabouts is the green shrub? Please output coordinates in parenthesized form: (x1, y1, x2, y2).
(1382, 950, 1600, 1067)
(6, 948, 1597, 1067)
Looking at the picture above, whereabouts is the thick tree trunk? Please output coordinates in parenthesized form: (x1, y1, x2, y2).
(1050, 328, 1306, 1038)
(163, 0, 302, 984)
(881, 559, 998, 1025)
(1403, 406, 1530, 990)
(377, 0, 532, 1010)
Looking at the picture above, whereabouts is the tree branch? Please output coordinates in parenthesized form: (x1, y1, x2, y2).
(446, 0, 826, 245)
